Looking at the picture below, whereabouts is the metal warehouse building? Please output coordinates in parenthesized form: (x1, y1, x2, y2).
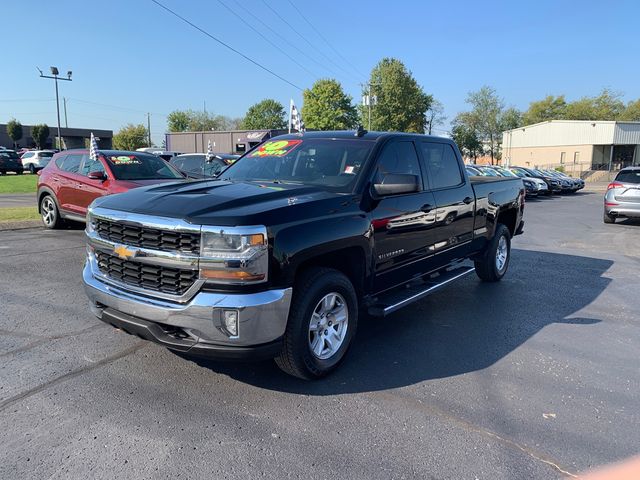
(502, 120, 640, 175)
(166, 129, 287, 155)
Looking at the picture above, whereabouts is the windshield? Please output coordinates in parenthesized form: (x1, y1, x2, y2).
(39, 151, 54, 158)
(104, 153, 184, 180)
(495, 168, 517, 177)
(220, 138, 374, 192)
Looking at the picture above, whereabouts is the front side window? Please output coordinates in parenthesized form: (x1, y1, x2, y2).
(60, 154, 82, 173)
(422, 143, 463, 189)
(374, 141, 422, 185)
(104, 153, 183, 180)
(80, 155, 105, 176)
(221, 138, 373, 192)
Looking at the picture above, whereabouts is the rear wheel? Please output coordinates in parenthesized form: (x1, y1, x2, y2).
(475, 224, 511, 282)
(15, 169, 23, 175)
(40, 195, 63, 229)
(29, 164, 36, 174)
(275, 267, 358, 380)
(603, 210, 615, 224)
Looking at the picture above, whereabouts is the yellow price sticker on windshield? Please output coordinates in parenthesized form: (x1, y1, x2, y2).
(249, 140, 302, 158)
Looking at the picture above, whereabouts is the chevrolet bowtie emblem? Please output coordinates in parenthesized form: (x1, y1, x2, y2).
(113, 244, 135, 260)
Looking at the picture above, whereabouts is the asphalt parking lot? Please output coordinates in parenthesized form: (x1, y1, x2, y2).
(1, 191, 639, 479)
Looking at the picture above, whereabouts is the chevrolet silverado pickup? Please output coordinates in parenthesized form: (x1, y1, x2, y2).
(83, 130, 525, 379)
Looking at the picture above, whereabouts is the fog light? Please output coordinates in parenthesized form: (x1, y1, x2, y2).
(222, 310, 239, 337)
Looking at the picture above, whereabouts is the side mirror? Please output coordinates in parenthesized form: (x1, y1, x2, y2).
(372, 173, 419, 197)
(88, 170, 106, 181)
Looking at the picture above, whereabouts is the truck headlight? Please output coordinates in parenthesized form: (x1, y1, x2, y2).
(199, 226, 268, 284)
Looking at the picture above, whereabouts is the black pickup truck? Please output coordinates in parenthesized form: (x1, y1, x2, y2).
(83, 130, 525, 379)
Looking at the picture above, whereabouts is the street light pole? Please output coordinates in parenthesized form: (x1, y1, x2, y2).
(38, 66, 72, 149)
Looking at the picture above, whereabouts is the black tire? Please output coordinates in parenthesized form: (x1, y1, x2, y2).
(15, 170, 23, 175)
(40, 194, 64, 229)
(603, 210, 615, 224)
(275, 267, 358, 380)
(29, 164, 35, 174)
(475, 224, 511, 282)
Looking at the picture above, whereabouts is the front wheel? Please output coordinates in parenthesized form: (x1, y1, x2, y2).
(475, 224, 511, 282)
(275, 267, 358, 380)
(40, 195, 63, 229)
(29, 164, 36, 174)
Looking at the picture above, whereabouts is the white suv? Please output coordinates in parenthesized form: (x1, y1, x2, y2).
(21, 150, 56, 173)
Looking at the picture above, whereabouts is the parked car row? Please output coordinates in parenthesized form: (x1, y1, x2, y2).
(465, 164, 585, 197)
(0, 148, 57, 174)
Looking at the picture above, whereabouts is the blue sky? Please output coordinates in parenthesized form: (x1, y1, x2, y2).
(1, 0, 639, 144)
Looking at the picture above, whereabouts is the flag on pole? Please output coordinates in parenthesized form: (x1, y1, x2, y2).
(289, 99, 305, 133)
(89, 132, 99, 161)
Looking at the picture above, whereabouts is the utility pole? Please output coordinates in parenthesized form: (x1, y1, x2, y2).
(360, 82, 378, 130)
(147, 113, 152, 147)
(63, 97, 68, 128)
(38, 66, 72, 149)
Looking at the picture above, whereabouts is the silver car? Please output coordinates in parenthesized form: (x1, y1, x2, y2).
(604, 167, 640, 223)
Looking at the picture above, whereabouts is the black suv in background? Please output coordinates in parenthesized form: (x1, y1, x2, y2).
(0, 150, 24, 174)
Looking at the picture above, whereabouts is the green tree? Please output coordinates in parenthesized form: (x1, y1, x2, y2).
(112, 124, 148, 150)
(6, 119, 23, 148)
(462, 86, 505, 164)
(522, 95, 567, 125)
(619, 99, 640, 121)
(451, 118, 483, 161)
(500, 107, 523, 131)
(426, 99, 446, 135)
(302, 79, 359, 130)
(360, 58, 432, 132)
(167, 110, 191, 132)
(31, 124, 50, 149)
(565, 88, 625, 120)
(240, 99, 287, 130)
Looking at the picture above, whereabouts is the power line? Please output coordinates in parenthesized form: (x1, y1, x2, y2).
(229, 0, 352, 84)
(215, 0, 319, 80)
(150, 0, 304, 91)
(66, 98, 167, 117)
(259, 0, 360, 84)
(284, 0, 366, 80)
(0, 98, 55, 103)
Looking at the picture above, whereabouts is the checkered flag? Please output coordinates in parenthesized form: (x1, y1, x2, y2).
(89, 132, 99, 161)
(289, 99, 305, 133)
(206, 139, 213, 159)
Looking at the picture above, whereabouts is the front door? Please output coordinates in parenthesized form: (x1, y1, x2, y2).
(76, 155, 110, 215)
(419, 141, 475, 262)
(371, 140, 439, 293)
(56, 153, 85, 215)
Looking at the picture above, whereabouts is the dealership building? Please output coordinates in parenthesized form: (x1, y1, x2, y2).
(166, 129, 288, 155)
(0, 124, 112, 150)
(502, 120, 640, 174)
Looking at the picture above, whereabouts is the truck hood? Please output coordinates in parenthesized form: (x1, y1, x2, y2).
(92, 179, 356, 226)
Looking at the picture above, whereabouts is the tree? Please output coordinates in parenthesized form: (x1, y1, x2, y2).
(360, 58, 432, 133)
(426, 100, 446, 135)
(167, 110, 191, 132)
(462, 86, 505, 164)
(6, 119, 23, 148)
(565, 88, 625, 120)
(112, 124, 148, 150)
(240, 99, 287, 130)
(301, 79, 359, 130)
(619, 99, 640, 121)
(31, 124, 50, 149)
(522, 95, 567, 125)
(451, 118, 483, 161)
(500, 107, 523, 131)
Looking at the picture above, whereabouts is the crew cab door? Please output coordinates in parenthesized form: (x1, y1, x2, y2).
(55, 153, 85, 215)
(419, 141, 475, 261)
(370, 139, 438, 293)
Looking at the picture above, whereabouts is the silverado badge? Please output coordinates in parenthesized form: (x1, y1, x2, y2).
(113, 244, 136, 260)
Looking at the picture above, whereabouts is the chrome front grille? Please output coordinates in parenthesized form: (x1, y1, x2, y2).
(95, 218, 200, 254)
(95, 251, 198, 296)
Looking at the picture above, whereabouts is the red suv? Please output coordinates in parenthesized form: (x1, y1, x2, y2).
(37, 149, 185, 229)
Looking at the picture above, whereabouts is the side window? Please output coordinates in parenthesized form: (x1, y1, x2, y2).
(422, 143, 463, 189)
(55, 155, 68, 169)
(59, 154, 82, 174)
(183, 156, 203, 173)
(80, 155, 105, 176)
(171, 159, 184, 171)
(375, 141, 422, 185)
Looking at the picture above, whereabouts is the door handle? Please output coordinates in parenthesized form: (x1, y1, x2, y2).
(462, 196, 473, 205)
(77, 184, 84, 189)
(420, 203, 434, 213)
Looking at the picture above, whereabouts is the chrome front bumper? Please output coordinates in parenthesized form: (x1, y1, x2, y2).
(83, 253, 292, 350)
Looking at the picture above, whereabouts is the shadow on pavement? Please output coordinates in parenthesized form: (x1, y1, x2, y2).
(180, 249, 612, 394)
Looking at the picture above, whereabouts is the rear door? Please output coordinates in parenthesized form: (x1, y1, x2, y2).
(419, 141, 475, 260)
(55, 153, 85, 214)
(75, 155, 110, 215)
(371, 139, 438, 293)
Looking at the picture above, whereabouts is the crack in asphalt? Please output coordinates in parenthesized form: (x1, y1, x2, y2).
(0, 343, 146, 412)
(0, 245, 85, 259)
(372, 391, 578, 478)
(0, 323, 108, 358)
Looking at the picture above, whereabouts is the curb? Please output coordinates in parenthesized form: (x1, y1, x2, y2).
(0, 220, 42, 231)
